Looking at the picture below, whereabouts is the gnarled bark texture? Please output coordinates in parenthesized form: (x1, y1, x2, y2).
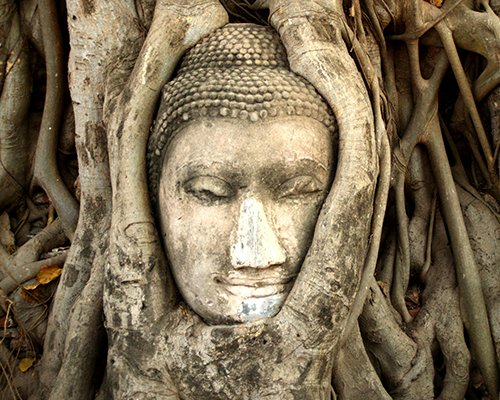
(0, 1, 499, 399)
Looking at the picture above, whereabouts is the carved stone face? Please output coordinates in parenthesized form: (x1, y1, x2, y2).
(158, 116, 333, 325)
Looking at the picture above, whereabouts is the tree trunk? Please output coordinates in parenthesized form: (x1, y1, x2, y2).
(0, 1, 499, 399)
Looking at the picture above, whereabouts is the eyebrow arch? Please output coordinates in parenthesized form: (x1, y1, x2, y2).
(175, 158, 330, 186)
(177, 160, 228, 173)
(176, 160, 244, 184)
(261, 159, 330, 185)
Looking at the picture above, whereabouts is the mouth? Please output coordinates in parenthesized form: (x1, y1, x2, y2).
(213, 272, 296, 299)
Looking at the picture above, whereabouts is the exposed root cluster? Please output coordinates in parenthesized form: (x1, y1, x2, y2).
(0, 0, 500, 399)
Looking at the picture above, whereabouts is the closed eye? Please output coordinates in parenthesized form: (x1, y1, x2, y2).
(277, 175, 323, 199)
(183, 176, 235, 203)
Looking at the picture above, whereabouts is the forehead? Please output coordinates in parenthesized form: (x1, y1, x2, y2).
(164, 116, 333, 170)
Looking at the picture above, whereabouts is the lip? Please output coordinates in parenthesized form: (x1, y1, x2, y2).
(222, 283, 291, 298)
(213, 272, 296, 299)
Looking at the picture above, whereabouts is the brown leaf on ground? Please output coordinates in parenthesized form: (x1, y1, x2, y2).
(405, 284, 422, 318)
(23, 282, 39, 291)
(19, 357, 35, 372)
(21, 265, 61, 303)
(409, 308, 421, 318)
(36, 264, 62, 285)
(425, 0, 443, 7)
(21, 285, 46, 303)
(377, 281, 389, 297)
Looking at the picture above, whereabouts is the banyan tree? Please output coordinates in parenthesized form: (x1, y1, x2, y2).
(1, 0, 500, 399)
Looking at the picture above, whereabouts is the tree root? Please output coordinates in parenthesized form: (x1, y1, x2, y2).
(333, 323, 391, 399)
(436, 23, 500, 201)
(358, 224, 472, 399)
(443, 2, 500, 102)
(440, 116, 500, 224)
(408, 218, 470, 400)
(0, 218, 66, 282)
(406, 146, 436, 280)
(423, 118, 499, 399)
(0, 0, 17, 94)
(32, 0, 79, 240)
(359, 278, 423, 396)
(369, 2, 500, 394)
(458, 186, 500, 368)
(392, 174, 412, 322)
(0, 251, 67, 296)
(0, 1, 32, 213)
(39, 211, 109, 398)
(47, 259, 105, 400)
(337, 13, 393, 341)
(365, 0, 398, 114)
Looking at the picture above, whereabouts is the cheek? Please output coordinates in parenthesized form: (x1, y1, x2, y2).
(272, 198, 324, 262)
(160, 187, 237, 272)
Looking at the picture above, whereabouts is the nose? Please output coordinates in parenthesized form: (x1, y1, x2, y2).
(231, 198, 287, 269)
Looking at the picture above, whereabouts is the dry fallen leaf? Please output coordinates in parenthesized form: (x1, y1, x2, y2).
(21, 265, 62, 303)
(409, 308, 421, 318)
(21, 285, 45, 303)
(377, 281, 389, 297)
(36, 264, 62, 285)
(425, 0, 443, 7)
(19, 357, 35, 372)
(23, 283, 39, 291)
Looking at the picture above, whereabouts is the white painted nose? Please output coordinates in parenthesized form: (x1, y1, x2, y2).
(231, 198, 286, 269)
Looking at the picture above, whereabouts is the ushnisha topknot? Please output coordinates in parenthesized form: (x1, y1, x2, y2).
(148, 23, 336, 202)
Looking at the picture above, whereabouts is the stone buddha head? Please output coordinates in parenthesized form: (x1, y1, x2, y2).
(148, 24, 336, 325)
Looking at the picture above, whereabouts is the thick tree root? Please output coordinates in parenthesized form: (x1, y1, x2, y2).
(336, 15, 393, 340)
(0, 251, 66, 296)
(458, 187, 500, 368)
(423, 122, 499, 399)
(0, 218, 66, 280)
(0, 0, 32, 212)
(3, 1, 496, 399)
(408, 216, 471, 400)
(359, 279, 428, 398)
(32, 0, 79, 239)
(39, 208, 110, 398)
(47, 260, 105, 400)
(333, 323, 392, 399)
(436, 23, 500, 201)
